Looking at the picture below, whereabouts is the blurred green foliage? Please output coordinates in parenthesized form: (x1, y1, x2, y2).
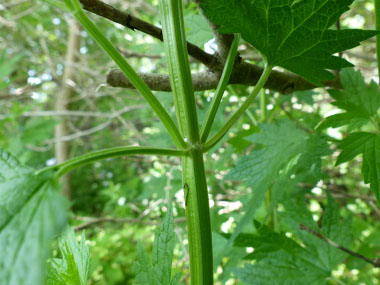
(1, 0, 380, 284)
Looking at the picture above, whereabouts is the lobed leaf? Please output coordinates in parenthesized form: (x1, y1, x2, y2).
(336, 132, 376, 165)
(233, 194, 352, 284)
(226, 120, 307, 188)
(201, 0, 377, 85)
(225, 120, 331, 247)
(334, 132, 380, 203)
(318, 68, 380, 130)
(134, 203, 182, 285)
(362, 135, 380, 202)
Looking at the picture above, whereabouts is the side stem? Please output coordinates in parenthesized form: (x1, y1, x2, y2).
(204, 65, 272, 151)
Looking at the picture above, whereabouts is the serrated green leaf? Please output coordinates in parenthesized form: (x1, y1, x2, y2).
(46, 228, 90, 285)
(233, 194, 352, 284)
(317, 112, 369, 130)
(232, 251, 327, 285)
(319, 68, 380, 130)
(201, 0, 377, 85)
(226, 120, 307, 187)
(332, 69, 380, 116)
(280, 195, 352, 269)
(334, 132, 380, 203)
(362, 135, 380, 202)
(336, 132, 376, 165)
(225, 120, 307, 242)
(319, 193, 352, 268)
(295, 134, 332, 182)
(134, 203, 182, 285)
(225, 121, 330, 245)
(0, 149, 68, 285)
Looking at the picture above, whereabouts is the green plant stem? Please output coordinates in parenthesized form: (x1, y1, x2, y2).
(246, 109, 258, 126)
(159, 0, 213, 283)
(204, 65, 273, 151)
(376, 0, 380, 83)
(260, 89, 267, 122)
(181, 150, 213, 284)
(158, 0, 198, 143)
(64, 0, 187, 150)
(36, 146, 186, 177)
(200, 34, 240, 143)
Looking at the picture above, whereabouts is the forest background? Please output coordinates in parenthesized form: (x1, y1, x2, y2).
(1, 0, 380, 284)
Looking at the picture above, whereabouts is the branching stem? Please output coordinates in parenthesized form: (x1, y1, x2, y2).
(36, 146, 186, 177)
(159, 0, 213, 283)
(200, 34, 240, 143)
(64, 0, 187, 149)
(204, 65, 273, 151)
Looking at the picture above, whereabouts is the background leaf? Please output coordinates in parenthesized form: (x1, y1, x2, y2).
(318, 69, 380, 130)
(46, 228, 91, 285)
(232, 194, 352, 284)
(0, 149, 68, 285)
(134, 203, 181, 285)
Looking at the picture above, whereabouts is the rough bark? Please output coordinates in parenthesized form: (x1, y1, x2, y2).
(107, 65, 342, 94)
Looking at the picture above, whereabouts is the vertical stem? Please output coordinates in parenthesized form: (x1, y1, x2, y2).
(64, 0, 186, 149)
(159, 0, 213, 283)
(260, 89, 267, 122)
(182, 150, 213, 284)
(375, 0, 380, 83)
(265, 188, 273, 228)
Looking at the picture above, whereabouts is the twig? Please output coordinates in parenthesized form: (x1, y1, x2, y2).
(79, 0, 218, 70)
(1, 0, 29, 9)
(300, 224, 380, 268)
(44, 105, 142, 144)
(48, 119, 112, 144)
(0, 109, 144, 119)
(117, 48, 161, 59)
(280, 104, 312, 133)
(73, 215, 186, 231)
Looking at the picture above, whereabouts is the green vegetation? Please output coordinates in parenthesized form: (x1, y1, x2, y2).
(1, 0, 380, 284)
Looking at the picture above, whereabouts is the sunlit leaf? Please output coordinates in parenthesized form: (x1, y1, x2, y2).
(201, 0, 377, 84)
(134, 203, 182, 285)
(0, 149, 68, 285)
(46, 228, 90, 285)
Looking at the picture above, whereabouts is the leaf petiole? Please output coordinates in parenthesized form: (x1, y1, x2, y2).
(204, 64, 273, 151)
(200, 34, 240, 143)
(36, 146, 187, 177)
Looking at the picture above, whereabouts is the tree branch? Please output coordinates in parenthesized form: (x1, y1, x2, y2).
(80, 0, 342, 94)
(44, 105, 142, 144)
(107, 69, 219, 92)
(300, 224, 380, 268)
(79, 0, 219, 70)
(107, 65, 342, 94)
